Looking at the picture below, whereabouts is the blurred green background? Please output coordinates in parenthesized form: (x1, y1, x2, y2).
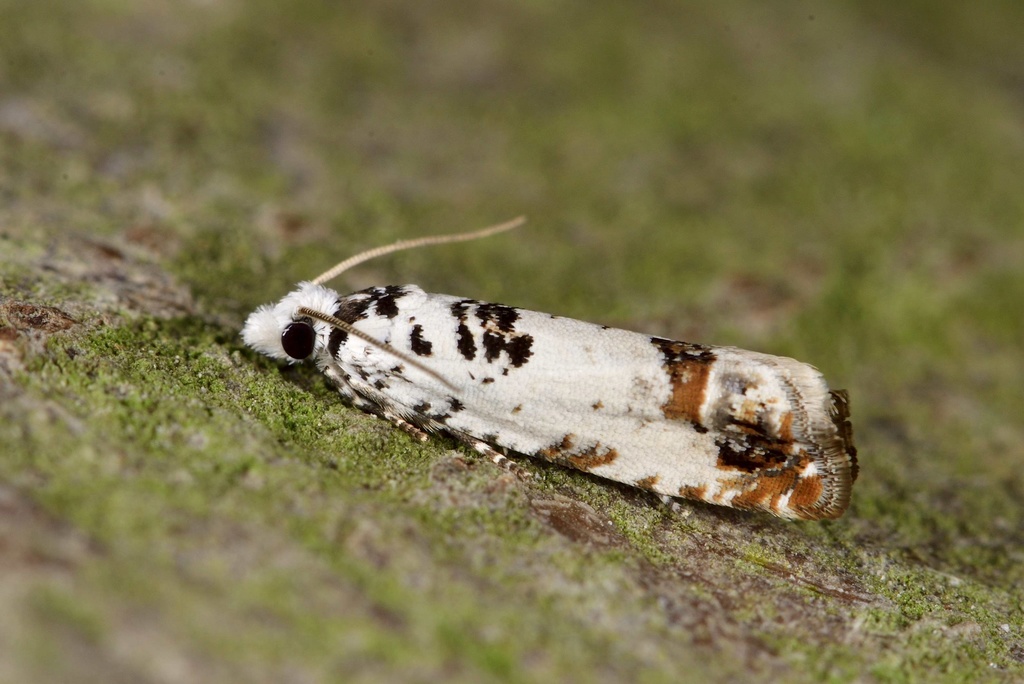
(1, 1, 1022, 681)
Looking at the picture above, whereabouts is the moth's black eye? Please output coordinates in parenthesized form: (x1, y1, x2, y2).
(281, 320, 316, 360)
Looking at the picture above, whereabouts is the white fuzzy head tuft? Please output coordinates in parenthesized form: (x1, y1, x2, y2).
(241, 282, 340, 361)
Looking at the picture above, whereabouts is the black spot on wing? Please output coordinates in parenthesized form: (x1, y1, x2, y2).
(650, 336, 715, 363)
(482, 331, 534, 367)
(334, 294, 374, 325)
(451, 298, 533, 367)
(328, 328, 345, 358)
(475, 302, 519, 333)
(409, 324, 433, 356)
(450, 299, 474, 321)
(449, 397, 465, 412)
(506, 334, 533, 367)
(327, 294, 376, 354)
(370, 285, 407, 318)
(456, 323, 476, 360)
(327, 287, 413, 356)
(715, 433, 790, 473)
(451, 300, 479, 361)
(481, 331, 502, 363)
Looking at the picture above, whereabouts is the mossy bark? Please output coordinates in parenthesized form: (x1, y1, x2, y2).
(1, 2, 1022, 681)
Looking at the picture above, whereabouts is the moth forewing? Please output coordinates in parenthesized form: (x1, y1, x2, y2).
(242, 219, 857, 520)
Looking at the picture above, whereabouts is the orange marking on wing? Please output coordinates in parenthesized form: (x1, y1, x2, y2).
(635, 475, 660, 490)
(660, 354, 713, 423)
(538, 434, 618, 471)
(677, 484, 709, 502)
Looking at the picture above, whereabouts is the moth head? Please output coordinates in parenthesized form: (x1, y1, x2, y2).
(242, 282, 339, 362)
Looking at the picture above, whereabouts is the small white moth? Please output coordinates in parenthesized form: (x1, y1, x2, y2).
(243, 218, 857, 520)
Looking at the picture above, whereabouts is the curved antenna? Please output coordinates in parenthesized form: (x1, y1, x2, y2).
(311, 216, 526, 286)
(298, 306, 457, 391)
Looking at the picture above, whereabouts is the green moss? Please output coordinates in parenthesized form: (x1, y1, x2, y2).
(28, 586, 106, 645)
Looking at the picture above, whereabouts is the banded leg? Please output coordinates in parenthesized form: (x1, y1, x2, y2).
(451, 432, 531, 480)
(379, 411, 430, 442)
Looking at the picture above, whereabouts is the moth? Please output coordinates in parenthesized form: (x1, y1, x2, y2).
(242, 218, 857, 520)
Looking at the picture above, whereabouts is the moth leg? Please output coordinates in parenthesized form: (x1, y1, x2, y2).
(381, 412, 430, 442)
(451, 433, 532, 480)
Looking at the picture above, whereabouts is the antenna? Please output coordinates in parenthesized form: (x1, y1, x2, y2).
(311, 216, 526, 286)
(305, 216, 525, 392)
